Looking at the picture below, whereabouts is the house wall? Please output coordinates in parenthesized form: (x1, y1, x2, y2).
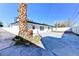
(9, 22, 52, 34)
(28, 23, 51, 34)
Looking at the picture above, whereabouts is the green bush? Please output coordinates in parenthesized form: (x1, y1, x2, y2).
(12, 36, 32, 45)
(0, 22, 3, 27)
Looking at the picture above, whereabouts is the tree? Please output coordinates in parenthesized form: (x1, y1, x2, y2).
(13, 3, 33, 45)
(0, 21, 3, 27)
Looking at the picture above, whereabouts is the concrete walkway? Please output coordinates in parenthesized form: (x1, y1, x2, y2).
(0, 28, 15, 50)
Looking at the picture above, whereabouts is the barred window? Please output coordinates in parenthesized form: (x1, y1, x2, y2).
(40, 26, 44, 31)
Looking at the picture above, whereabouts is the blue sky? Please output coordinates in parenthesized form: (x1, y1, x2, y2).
(0, 3, 79, 26)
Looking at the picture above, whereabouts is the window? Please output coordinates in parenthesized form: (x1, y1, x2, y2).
(33, 25, 35, 29)
(40, 26, 44, 31)
(48, 26, 50, 29)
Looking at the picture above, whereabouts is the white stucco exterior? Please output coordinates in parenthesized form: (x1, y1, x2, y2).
(32, 24, 52, 34)
(9, 21, 53, 34)
(1, 26, 19, 35)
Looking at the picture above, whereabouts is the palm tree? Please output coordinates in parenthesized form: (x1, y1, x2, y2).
(13, 3, 33, 45)
(19, 3, 33, 38)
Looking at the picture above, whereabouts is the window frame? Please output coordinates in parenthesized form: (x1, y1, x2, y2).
(40, 26, 44, 31)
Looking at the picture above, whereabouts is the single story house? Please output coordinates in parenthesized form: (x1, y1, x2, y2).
(9, 18, 53, 34)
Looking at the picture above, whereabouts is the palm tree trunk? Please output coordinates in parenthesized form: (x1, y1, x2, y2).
(18, 3, 33, 39)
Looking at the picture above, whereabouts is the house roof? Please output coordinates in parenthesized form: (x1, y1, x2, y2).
(10, 19, 53, 27)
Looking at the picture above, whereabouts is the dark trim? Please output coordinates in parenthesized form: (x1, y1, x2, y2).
(10, 20, 53, 27)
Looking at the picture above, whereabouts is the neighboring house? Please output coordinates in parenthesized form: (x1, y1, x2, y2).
(9, 18, 53, 34)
